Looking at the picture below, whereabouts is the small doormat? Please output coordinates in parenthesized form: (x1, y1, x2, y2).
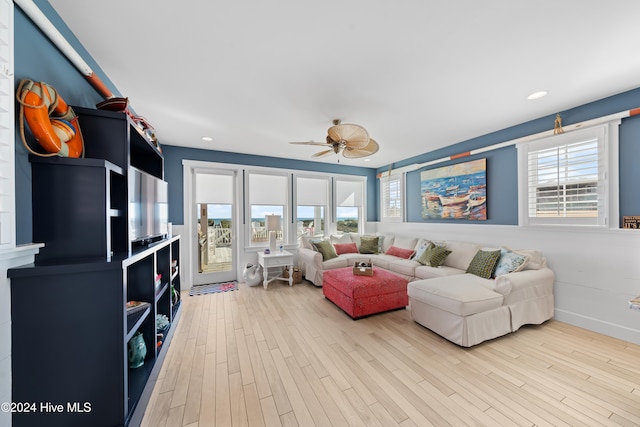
(189, 281, 238, 296)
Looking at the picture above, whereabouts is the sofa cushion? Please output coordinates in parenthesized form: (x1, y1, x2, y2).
(443, 241, 481, 270)
(359, 236, 379, 254)
(312, 239, 337, 261)
(408, 274, 503, 316)
(385, 245, 415, 259)
(334, 242, 359, 255)
(388, 259, 421, 277)
(414, 265, 466, 279)
(416, 245, 451, 267)
(494, 248, 529, 277)
(369, 254, 396, 270)
(466, 249, 501, 279)
(322, 256, 349, 270)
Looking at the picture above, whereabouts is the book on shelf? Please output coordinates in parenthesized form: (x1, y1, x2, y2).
(629, 296, 640, 311)
(126, 301, 150, 315)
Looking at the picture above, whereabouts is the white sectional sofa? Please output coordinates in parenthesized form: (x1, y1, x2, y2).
(298, 233, 555, 346)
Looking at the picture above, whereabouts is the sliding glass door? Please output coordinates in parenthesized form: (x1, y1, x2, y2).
(193, 170, 237, 285)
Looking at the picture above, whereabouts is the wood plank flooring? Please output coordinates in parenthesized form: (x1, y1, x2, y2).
(141, 280, 640, 427)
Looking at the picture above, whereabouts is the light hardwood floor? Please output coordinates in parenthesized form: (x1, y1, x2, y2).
(141, 280, 640, 427)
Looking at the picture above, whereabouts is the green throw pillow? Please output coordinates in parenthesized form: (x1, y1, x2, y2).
(417, 246, 451, 267)
(359, 236, 379, 254)
(312, 239, 337, 261)
(466, 249, 501, 279)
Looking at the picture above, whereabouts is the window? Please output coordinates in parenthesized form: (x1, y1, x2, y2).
(296, 176, 329, 238)
(247, 172, 289, 244)
(380, 174, 403, 221)
(335, 179, 365, 234)
(518, 123, 618, 226)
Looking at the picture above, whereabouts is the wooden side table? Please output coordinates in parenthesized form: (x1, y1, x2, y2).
(257, 250, 294, 289)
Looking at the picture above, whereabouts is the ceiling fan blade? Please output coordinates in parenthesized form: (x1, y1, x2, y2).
(343, 138, 379, 158)
(289, 141, 330, 146)
(328, 123, 369, 149)
(312, 149, 335, 157)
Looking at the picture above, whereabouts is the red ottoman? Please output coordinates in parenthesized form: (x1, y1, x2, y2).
(323, 267, 409, 318)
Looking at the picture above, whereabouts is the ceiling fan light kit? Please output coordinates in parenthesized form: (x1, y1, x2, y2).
(290, 119, 379, 160)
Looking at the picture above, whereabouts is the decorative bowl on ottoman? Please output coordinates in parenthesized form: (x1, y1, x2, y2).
(323, 266, 409, 318)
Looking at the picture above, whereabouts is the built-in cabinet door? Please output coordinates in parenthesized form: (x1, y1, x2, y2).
(193, 169, 237, 285)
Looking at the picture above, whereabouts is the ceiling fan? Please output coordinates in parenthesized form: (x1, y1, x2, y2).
(290, 119, 379, 160)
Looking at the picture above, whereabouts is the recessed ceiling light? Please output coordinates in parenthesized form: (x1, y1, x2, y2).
(363, 159, 371, 162)
(201, 136, 213, 142)
(527, 91, 548, 100)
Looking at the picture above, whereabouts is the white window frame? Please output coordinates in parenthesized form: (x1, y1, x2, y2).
(380, 173, 404, 222)
(333, 177, 367, 235)
(245, 170, 291, 247)
(517, 122, 619, 228)
(294, 174, 330, 238)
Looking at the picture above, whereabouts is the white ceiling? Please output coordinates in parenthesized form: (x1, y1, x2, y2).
(48, 0, 640, 169)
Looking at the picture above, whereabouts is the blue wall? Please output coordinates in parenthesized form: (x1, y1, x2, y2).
(162, 145, 378, 225)
(378, 87, 640, 225)
(14, 0, 120, 244)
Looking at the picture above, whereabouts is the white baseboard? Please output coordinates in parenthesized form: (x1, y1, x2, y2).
(554, 308, 640, 345)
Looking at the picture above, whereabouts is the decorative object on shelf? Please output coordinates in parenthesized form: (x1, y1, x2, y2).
(155, 273, 162, 288)
(128, 332, 147, 369)
(95, 97, 159, 147)
(156, 314, 170, 332)
(290, 119, 379, 161)
(126, 300, 149, 316)
(96, 96, 129, 112)
(265, 214, 281, 253)
(189, 281, 238, 296)
(171, 285, 179, 304)
(16, 79, 84, 158)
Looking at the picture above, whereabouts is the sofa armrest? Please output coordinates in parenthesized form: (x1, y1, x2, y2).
(299, 247, 323, 270)
(495, 267, 555, 296)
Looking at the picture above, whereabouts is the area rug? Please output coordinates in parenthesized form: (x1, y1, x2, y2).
(189, 281, 238, 296)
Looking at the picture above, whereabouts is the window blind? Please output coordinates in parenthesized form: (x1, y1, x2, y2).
(249, 173, 288, 205)
(195, 172, 234, 204)
(525, 125, 606, 225)
(296, 176, 328, 206)
(381, 175, 402, 220)
(335, 179, 363, 207)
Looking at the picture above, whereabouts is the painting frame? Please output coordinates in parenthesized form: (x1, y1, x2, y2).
(420, 158, 487, 220)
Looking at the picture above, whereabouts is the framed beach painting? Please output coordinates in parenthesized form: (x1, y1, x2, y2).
(420, 158, 487, 220)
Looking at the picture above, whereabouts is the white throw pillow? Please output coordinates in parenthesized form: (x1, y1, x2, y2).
(330, 234, 352, 245)
(443, 241, 481, 270)
(375, 232, 395, 253)
(392, 235, 418, 250)
(300, 235, 314, 250)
